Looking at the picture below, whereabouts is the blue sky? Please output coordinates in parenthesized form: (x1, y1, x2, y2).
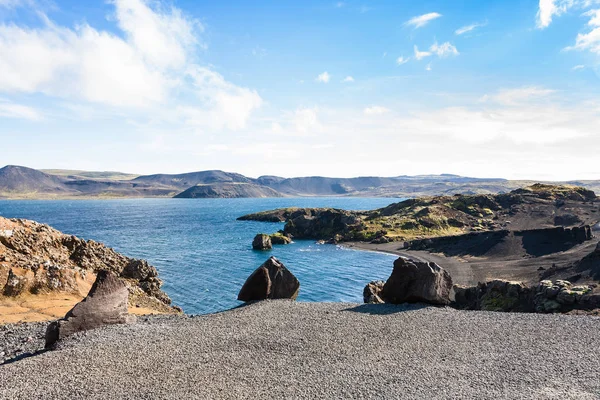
(0, 0, 599, 179)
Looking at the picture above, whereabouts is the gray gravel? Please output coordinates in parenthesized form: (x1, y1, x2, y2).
(1, 301, 599, 399)
(0, 321, 47, 363)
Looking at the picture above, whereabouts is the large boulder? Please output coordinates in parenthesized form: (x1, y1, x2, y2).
(238, 257, 300, 302)
(45, 270, 134, 348)
(252, 234, 272, 250)
(381, 257, 453, 305)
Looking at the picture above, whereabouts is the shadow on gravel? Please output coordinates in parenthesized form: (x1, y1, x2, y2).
(342, 303, 430, 315)
(1, 349, 49, 366)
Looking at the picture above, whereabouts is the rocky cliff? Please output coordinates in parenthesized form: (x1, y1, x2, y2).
(0, 217, 178, 322)
(239, 184, 600, 244)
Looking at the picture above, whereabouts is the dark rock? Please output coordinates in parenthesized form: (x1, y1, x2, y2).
(363, 281, 385, 304)
(270, 233, 292, 245)
(3, 269, 28, 296)
(252, 234, 272, 250)
(381, 258, 453, 305)
(238, 257, 300, 302)
(45, 270, 134, 348)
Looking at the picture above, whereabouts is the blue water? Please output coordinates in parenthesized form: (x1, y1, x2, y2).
(0, 198, 402, 314)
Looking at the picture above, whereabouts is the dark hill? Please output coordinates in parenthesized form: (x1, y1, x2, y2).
(132, 170, 252, 189)
(174, 183, 283, 199)
(0, 165, 75, 196)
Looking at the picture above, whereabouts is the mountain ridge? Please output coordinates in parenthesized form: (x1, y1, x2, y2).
(1, 165, 599, 199)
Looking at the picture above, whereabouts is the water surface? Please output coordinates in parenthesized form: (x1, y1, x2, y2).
(0, 198, 402, 314)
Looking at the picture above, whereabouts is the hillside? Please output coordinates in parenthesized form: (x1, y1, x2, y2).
(174, 183, 283, 198)
(239, 184, 600, 243)
(1, 165, 599, 199)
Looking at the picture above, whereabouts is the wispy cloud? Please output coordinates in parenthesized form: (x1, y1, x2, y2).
(430, 42, 459, 57)
(405, 12, 442, 29)
(572, 64, 586, 70)
(480, 86, 556, 106)
(414, 42, 459, 61)
(396, 56, 409, 65)
(425, 63, 432, 71)
(565, 9, 600, 54)
(455, 21, 487, 35)
(342, 76, 354, 82)
(316, 71, 331, 83)
(0, 99, 40, 120)
(414, 45, 432, 60)
(363, 106, 390, 115)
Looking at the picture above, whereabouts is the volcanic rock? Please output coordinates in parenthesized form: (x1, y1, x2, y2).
(363, 280, 385, 304)
(238, 257, 300, 302)
(252, 234, 272, 250)
(45, 271, 134, 348)
(381, 257, 453, 305)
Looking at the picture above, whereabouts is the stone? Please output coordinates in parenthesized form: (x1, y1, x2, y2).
(381, 257, 453, 305)
(45, 270, 134, 348)
(363, 281, 385, 304)
(3, 269, 28, 297)
(121, 259, 158, 281)
(270, 233, 292, 245)
(238, 257, 300, 302)
(252, 234, 272, 250)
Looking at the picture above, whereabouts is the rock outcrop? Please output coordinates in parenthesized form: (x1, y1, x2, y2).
(269, 233, 292, 245)
(45, 271, 134, 347)
(252, 234, 272, 250)
(0, 217, 177, 315)
(453, 279, 599, 313)
(238, 257, 300, 302)
(363, 280, 385, 304)
(239, 184, 600, 244)
(363, 257, 453, 306)
(381, 258, 453, 305)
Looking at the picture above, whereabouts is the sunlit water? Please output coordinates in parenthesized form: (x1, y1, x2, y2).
(0, 198, 402, 314)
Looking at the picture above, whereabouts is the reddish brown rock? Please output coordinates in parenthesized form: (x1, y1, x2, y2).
(381, 257, 453, 305)
(238, 257, 300, 302)
(45, 270, 134, 348)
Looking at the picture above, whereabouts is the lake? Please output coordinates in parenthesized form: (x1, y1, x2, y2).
(0, 198, 402, 314)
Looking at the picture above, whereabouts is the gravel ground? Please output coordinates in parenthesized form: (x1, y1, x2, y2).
(1, 301, 599, 399)
(0, 321, 47, 363)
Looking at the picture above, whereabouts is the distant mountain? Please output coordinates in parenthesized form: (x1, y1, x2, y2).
(132, 170, 253, 189)
(41, 169, 140, 181)
(0, 166, 76, 196)
(0, 165, 598, 199)
(174, 183, 283, 199)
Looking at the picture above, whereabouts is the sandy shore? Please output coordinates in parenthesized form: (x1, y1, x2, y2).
(1, 300, 599, 399)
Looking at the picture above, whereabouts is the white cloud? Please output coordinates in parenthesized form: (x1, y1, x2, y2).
(536, 0, 600, 28)
(455, 21, 486, 35)
(480, 86, 556, 106)
(405, 12, 442, 28)
(342, 76, 354, 82)
(566, 9, 600, 54)
(537, 0, 562, 28)
(0, 0, 262, 129)
(0, 99, 40, 120)
(425, 63, 432, 71)
(316, 71, 331, 83)
(363, 106, 390, 115)
(430, 42, 459, 57)
(396, 56, 409, 65)
(413, 45, 431, 60)
(572, 64, 586, 70)
(414, 43, 458, 60)
(335, 2, 345, 7)
(293, 107, 320, 133)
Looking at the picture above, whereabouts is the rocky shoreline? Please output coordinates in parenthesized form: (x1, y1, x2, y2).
(0, 217, 179, 323)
